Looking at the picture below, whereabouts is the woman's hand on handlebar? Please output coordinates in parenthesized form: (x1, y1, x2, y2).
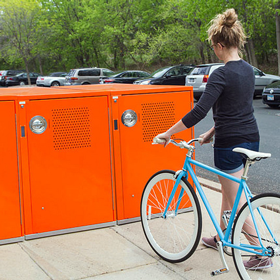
(155, 132, 172, 147)
(199, 127, 215, 145)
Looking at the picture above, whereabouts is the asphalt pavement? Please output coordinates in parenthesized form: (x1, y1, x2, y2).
(195, 98, 280, 194)
(0, 178, 242, 280)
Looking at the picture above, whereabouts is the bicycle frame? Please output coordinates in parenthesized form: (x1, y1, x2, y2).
(163, 153, 274, 257)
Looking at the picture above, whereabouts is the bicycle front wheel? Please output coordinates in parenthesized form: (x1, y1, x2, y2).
(232, 193, 280, 280)
(141, 170, 202, 263)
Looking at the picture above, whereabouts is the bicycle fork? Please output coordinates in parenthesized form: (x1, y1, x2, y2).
(162, 170, 186, 219)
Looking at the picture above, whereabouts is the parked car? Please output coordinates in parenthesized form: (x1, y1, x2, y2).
(253, 67, 280, 96)
(36, 72, 68, 87)
(185, 63, 223, 100)
(5, 72, 41, 86)
(99, 70, 150, 84)
(65, 68, 114, 86)
(186, 63, 280, 101)
(0, 69, 26, 86)
(262, 81, 280, 108)
(133, 65, 194, 85)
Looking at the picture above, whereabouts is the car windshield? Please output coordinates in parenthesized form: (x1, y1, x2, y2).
(266, 81, 280, 88)
(107, 72, 122, 78)
(103, 69, 114, 76)
(150, 67, 171, 78)
(67, 69, 76, 76)
(253, 67, 264, 76)
(49, 72, 66, 77)
(16, 73, 25, 77)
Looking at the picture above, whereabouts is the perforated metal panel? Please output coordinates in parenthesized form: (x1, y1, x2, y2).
(52, 107, 91, 150)
(141, 102, 175, 142)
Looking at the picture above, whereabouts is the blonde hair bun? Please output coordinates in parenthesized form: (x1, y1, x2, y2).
(219, 8, 237, 28)
(208, 8, 246, 50)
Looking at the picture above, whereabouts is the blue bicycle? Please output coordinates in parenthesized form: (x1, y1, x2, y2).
(141, 138, 280, 280)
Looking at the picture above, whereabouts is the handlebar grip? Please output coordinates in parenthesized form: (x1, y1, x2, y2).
(197, 137, 213, 144)
(152, 137, 166, 145)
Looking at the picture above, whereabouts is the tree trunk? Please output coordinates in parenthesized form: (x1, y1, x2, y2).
(276, 10, 280, 75)
(245, 39, 258, 68)
(24, 57, 31, 85)
(206, 46, 212, 63)
(93, 47, 100, 68)
(199, 42, 205, 64)
(38, 56, 43, 75)
(114, 49, 118, 69)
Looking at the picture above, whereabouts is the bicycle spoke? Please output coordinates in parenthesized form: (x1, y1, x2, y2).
(141, 171, 202, 263)
(232, 193, 280, 280)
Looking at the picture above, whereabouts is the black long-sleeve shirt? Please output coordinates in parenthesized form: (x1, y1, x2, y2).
(182, 60, 259, 147)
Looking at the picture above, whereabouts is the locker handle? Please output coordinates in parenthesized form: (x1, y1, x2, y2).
(114, 120, 118, 130)
(21, 126, 26, 137)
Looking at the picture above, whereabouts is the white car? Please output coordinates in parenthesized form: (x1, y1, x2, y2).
(186, 63, 280, 100)
(36, 72, 68, 87)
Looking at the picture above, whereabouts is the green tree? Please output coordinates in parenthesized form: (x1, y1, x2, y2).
(0, 0, 279, 75)
(0, 0, 44, 83)
(93, 0, 166, 69)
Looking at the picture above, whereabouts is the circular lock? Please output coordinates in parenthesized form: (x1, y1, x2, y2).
(121, 110, 137, 127)
(29, 116, 47, 134)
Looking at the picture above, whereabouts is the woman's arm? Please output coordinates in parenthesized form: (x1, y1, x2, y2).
(156, 120, 187, 146)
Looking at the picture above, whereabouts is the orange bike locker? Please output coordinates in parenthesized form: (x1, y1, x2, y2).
(25, 97, 115, 238)
(0, 87, 116, 240)
(0, 85, 194, 243)
(0, 100, 23, 244)
(107, 85, 194, 223)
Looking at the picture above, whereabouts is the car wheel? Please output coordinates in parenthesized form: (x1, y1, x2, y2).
(51, 81, 60, 86)
(19, 81, 26, 86)
(82, 82, 90, 85)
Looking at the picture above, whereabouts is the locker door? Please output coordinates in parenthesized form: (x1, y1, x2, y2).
(0, 101, 22, 241)
(117, 91, 193, 220)
(27, 97, 114, 234)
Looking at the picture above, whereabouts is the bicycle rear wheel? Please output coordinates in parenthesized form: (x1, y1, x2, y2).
(141, 170, 202, 263)
(232, 193, 280, 280)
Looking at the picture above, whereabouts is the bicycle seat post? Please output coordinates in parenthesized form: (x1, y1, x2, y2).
(242, 159, 254, 181)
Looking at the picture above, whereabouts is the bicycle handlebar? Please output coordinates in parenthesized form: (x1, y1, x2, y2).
(152, 137, 203, 149)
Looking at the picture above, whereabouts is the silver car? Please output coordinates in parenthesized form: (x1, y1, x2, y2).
(65, 68, 114, 86)
(36, 72, 68, 87)
(186, 63, 280, 100)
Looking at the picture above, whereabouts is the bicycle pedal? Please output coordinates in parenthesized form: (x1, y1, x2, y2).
(211, 267, 229, 276)
(215, 241, 229, 276)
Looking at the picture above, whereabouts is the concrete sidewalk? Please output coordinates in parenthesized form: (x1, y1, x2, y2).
(0, 178, 241, 280)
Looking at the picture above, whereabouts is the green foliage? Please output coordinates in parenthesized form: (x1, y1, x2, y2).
(0, 0, 279, 73)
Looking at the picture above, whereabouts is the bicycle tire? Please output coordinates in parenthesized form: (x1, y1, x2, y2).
(232, 193, 280, 280)
(141, 170, 202, 263)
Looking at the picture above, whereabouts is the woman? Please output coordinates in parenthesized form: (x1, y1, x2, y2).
(156, 8, 272, 269)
